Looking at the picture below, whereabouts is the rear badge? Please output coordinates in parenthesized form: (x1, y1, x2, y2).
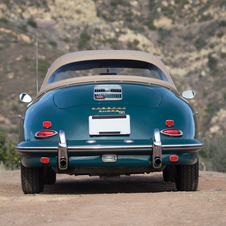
(92, 107, 126, 115)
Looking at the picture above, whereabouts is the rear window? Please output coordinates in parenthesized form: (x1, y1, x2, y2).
(48, 59, 168, 84)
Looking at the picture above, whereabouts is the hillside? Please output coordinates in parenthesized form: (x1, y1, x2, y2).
(0, 0, 226, 141)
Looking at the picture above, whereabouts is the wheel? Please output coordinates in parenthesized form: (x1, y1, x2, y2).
(44, 167, 56, 184)
(163, 166, 175, 182)
(175, 160, 199, 191)
(21, 164, 44, 194)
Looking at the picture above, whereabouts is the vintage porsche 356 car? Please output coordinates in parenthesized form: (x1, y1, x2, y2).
(15, 50, 204, 194)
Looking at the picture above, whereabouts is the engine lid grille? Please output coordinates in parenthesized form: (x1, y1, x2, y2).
(94, 85, 122, 100)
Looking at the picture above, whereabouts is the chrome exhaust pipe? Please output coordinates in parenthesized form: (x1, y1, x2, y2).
(154, 156, 162, 167)
(59, 157, 67, 168)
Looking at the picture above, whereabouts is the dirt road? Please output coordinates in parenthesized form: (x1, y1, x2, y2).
(0, 170, 226, 226)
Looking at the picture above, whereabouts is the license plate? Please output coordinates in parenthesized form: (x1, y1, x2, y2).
(89, 115, 130, 136)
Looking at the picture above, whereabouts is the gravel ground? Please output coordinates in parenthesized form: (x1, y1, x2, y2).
(0, 170, 226, 226)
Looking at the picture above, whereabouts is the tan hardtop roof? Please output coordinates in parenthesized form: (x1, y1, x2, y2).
(39, 50, 178, 97)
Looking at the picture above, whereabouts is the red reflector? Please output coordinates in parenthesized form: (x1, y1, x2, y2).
(41, 157, 49, 164)
(170, 155, 178, 162)
(35, 130, 58, 138)
(161, 129, 183, 136)
(43, 121, 51, 128)
(166, 120, 174, 127)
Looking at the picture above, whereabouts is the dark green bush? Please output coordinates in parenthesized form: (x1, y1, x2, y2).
(207, 54, 218, 70)
(0, 133, 19, 170)
(20, 24, 27, 32)
(146, 20, 156, 30)
(195, 37, 207, 49)
(219, 20, 226, 27)
(199, 13, 212, 22)
(38, 58, 50, 75)
(110, 0, 129, 6)
(221, 52, 226, 59)
(48, 40, 57, 46)
(63, 37, 70, 43)
(200, 135, 226, 172)
(216, 32, 224, 38)
(0, 17, 9, 23)
(27, 18, 37, 28)
(78, 32, 91, 49)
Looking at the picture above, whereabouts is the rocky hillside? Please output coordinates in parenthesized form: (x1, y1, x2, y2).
(0, 0, 226, 141)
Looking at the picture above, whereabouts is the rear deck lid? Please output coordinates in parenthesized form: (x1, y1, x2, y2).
(53, 84, 162, 109)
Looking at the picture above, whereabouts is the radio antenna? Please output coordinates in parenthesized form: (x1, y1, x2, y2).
(36, 38, 38, 94)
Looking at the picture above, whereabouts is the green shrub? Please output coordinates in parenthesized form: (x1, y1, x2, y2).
(20, 24, 27, 32)
(27, 18, 37, 28)
(195, 37, 207, 49)
(0, 133, 19, 170)
(128, 24, 145, 32)
(106, 38, 117, 44)
(94, 28, 101, 34)
(127, 39, 140, 49)
(221, 52, 226, 59)
(162, 6, 174, 16)
(48, 40, 57, 46)
(216, 32, 224, 38)
(11, 104, 19, 111)
(63, 37, 70, 43)
(86, 46, 93, 50)
(78, 32, 91, 49)
(146, 20, 156, 30)
(199, 13, 212, 22)
(207, 54, 218, 70)
(209, 43, 215, 49)
(219, 20, 226, 27)
(110, 0, 129, 6)
(200, 135, 226, 172)
(38, 58, 50, 75)
(0, 17, 9, 23)
(205, 102, 215, 113)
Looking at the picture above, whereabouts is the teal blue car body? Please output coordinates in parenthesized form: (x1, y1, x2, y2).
(15, 50, 204, 193)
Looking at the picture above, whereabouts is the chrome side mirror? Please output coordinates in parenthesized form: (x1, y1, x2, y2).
(19, 93, 32, 103)
(182, 90, 195, 99)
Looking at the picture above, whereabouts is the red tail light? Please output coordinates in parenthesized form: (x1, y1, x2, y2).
(160, 129, 183, 137)
(41, 157, 49, 164)
(166, 120, 174, 127)
(35, 130, 58, 139)
(170, 155, 178, 162)
(43, 121, 51, 128)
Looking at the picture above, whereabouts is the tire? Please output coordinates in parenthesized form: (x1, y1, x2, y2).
(44, 167, 56, 184)
(21, 165, 44, 194)
(175, 160, 199, 191)
(163, 166, 175, 182)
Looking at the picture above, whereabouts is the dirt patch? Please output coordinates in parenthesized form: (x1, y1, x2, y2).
(0, 170, 226, 226)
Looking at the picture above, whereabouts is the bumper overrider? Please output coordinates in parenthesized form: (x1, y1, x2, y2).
(15, 129, 204, 169)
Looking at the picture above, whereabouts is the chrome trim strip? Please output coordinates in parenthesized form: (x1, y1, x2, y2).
(14, 146, 58, 150)
(68, 145, 153, 150)
(162, 143, 204, 150)
(15, 143, 204, 152)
